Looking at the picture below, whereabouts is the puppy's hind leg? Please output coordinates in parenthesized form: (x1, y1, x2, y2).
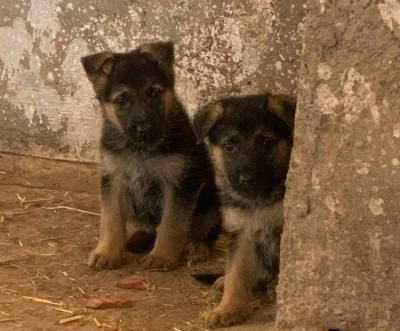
(187, 188, 222, 265)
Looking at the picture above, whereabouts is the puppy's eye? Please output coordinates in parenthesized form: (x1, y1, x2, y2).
(224, 141, 236, 153)
(259, 137, 276, 149)
(147, 87, 163, 99)
(114, 93, 128, 107)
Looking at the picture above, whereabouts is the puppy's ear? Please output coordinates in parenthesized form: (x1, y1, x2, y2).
(139, 41, 174, 66)
(267, 94, 296, 131)
(193, 102, 225, 144)
(81, 52, 114, 90)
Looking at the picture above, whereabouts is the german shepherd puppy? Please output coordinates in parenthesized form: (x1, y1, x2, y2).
(81, 42, 221, 271)
(193, 93, 295, 328)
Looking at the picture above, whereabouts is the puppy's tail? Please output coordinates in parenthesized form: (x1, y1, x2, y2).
(190, 272, 224, 285)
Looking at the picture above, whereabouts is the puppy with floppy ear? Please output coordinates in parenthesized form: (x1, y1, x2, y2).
(193, 102, 226, 144)
(81, 42, 221, 271)
(193, 93, 295, 328)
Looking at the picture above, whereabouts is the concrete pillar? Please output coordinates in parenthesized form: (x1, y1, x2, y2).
(276, 0, 400, 330)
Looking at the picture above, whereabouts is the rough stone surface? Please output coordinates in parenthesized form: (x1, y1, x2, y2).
(0, 0, 305, 161)
(276, 0, 400, 330)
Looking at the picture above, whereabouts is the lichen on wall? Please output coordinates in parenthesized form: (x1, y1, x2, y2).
(0, 0, 305, 162)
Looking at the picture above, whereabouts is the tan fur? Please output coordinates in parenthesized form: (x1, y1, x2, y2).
(139, 44, 153, 54)
(194, 102, 226, 142)
(268, 94, 296, 128)
(211, 146, 225, 189)
(88, 185, 127, 269)
(93, 75, 109, 92)
(206, 229, 257, 327)
(223, 202, 284, 235)
(273, 140, 292, 169)
(211, 145, 251, 211)
(207, 201, 283, 328)
(103, 103, 123, 132)
(163, 89, 176, 114)
(139, 42, 174, 65)
(139, 44, 163, 60)
(207, 102, 225, 124)
(267, 94, 285, 117)
(82, 52, 114, 91)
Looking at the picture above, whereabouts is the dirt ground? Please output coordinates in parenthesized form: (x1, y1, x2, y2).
(0, 153, 276, 331)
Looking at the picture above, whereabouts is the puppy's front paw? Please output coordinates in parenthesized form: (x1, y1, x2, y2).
(186, 241, 210, 265)
(140, 253, 178, 271)
(88, 249, 122, 270)
(206, 305, 248, 328)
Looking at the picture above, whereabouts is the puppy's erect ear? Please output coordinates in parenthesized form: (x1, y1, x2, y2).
(193, 102, 225, 144)
(267, 94, 296, 131)
(139, 41, 174, 66)
(81, 52, 114, 90)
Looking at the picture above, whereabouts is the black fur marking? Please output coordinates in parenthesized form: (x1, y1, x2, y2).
(254, 225, 282, 275)
(100, 174, 112, 196)
(190, 272, 224, 285)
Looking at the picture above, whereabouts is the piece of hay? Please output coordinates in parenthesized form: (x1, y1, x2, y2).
(10, 263, 27, 271)
(0, 318, 20, 323)
(42, 206, 100, 216)
(93, 317, 102, 327)
(46, 306, 73, 313)
(16, 194, 25, 205)
(22, 296, 63, 306)
(58, 315, 84, 324)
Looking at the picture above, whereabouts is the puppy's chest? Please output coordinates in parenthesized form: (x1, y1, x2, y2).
(102, 152, 187, 195)
(223, 200, 284, 237)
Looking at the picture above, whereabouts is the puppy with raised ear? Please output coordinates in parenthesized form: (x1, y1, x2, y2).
(81, 42, 221, 271)
(193, 93, 295, 328)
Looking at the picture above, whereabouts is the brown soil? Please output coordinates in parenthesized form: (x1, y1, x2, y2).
(0, 153, 275, 331)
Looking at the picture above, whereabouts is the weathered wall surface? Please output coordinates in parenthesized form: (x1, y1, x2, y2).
(276, 0, 400, 330)
(0, 0, 305, 162)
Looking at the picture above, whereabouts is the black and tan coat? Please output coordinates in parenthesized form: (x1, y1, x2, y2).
(194, 93, 295, 328)
(81, 42, 221, 271)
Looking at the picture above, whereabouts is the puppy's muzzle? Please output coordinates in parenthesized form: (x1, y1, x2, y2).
(238, 169, 257, 185)
(136, 122, 151, 135)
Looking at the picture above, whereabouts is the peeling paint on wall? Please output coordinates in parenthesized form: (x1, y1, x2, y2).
(368, 198, 385, 216)
(0, 0, 305, 162)
(342, 68, 380, 126)
(378, 0, 400, 31)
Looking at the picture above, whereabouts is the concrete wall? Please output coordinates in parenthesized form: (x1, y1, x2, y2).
(0, 0, 305, 162)
(276, 0, 400, 330)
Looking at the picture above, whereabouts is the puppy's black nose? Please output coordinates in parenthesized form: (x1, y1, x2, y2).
(239, 171, 256, 184)
(136, 122, 151, 134)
